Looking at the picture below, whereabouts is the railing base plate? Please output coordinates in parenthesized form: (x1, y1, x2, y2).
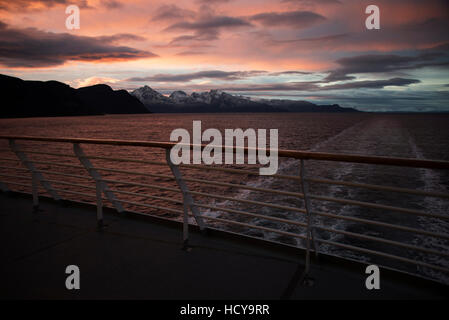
(97, 220, 108, 231)
(182, 240, 192, 252)
(301, 275, 315, 287)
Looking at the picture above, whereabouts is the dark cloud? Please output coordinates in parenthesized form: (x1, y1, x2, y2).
(0, 0, 90, 11)
(323, 70, 356, 82)
(165, 15, 252, 45)
(269, 71, 311, 76)
(256, 32, 350, 55)
(0, 21, 156, 68)
(96, 33, 146, 43)
(152, 5, 196, 21)
(128, 69, 313, 82)
(274, 33, 348, 44)
(337, 54, 438, 73)
(219, 82, 318, 92)
(214, 78, 420, 92)
(127, 70, 266, 82)
(321, 78, 421, 90)
(101, 0, 123, 9)
(165, 16, 252, 32)
(250, 11, 326, 28)
(169, 32, 219, 45)
(325, 48, 449, 82)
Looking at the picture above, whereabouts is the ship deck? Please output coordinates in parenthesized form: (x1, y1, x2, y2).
(0, 191, 447, 300)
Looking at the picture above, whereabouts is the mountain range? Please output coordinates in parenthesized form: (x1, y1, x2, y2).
(131, 86, 358, 113)
(0, 74, 358, 118)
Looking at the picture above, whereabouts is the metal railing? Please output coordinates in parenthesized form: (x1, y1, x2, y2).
(0, 135, 448, 282)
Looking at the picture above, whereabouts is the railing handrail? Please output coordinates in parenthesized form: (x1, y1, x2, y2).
(1, 135, 449, 170)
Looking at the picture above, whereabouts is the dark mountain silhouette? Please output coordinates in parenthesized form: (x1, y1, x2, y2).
(0, 74, 148, 118)
(77, 84, 149, 115)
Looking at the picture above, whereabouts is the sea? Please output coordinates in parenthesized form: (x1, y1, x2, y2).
(0, 113, 448, 283)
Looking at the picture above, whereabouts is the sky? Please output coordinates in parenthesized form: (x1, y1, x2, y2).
(0, 0, 448, 111)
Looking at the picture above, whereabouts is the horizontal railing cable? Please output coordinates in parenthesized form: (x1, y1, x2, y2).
(308, 177, 449, 199)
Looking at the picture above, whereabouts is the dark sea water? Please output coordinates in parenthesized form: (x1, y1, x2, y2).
(0, 113, 448, 283)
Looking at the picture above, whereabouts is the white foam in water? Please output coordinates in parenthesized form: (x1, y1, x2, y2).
(199, 119, 449, 284)
(305, 121, 372, 257)
(408, 135, 449, 283)
(309, 120, 369, 153)
(203, 121, 366, 247)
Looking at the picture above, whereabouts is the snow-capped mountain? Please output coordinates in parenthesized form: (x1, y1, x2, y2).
(130, 85, 358, 113)
(169, 90, 194, 104)
(131, 85, 172, 105)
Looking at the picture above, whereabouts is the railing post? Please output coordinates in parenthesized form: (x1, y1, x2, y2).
(31, 172, 39, 211)
(9, 139, 60, 204)
(300, 159, 318, 282)
(95, 180, 104, 229)
(181, 195, 190, 248)
(165, 149, 206, 246)
(73, 143, 124, 214)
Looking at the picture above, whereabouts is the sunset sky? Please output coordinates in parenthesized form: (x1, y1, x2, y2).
(0, 0, 448, 111)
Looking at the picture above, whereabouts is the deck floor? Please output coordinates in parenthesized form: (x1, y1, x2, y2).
(0, 192, 447, 300)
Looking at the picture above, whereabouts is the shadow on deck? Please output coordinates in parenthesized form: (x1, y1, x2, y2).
(0, 192, 447, 300)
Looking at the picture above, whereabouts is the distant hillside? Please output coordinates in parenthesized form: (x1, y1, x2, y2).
(131, 86, 359, 113)
(0, 74, 148, 118)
